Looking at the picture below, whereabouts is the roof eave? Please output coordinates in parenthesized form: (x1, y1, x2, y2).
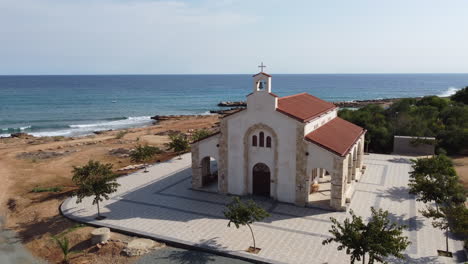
(305, 128, 366, 157)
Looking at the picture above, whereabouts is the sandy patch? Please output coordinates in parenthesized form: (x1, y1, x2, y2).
(0, 115, 219, 264)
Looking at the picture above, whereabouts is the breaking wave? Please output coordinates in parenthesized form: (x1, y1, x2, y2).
(0, 116, 153, 138)
(438, 87, 460, 97)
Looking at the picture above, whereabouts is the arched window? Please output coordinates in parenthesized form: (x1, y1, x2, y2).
(266, 136, 271, 148)
(259, 132, 265, 147)
(252, 135, 257, 146)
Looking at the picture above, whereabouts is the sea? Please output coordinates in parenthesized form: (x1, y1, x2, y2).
(1, 74, 468, 138)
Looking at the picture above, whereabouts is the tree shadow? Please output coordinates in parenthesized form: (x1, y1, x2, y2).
(31, 189, 76, 204)
(386, 212, 425, 232)
(379, 186, 413, 202)
(388, 157, 413, 164)
(15, 214, 74, 243)
(386, 254, 441, 263)
(138, 237, 234, 264)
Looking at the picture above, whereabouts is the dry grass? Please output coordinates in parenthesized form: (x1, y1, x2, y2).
(0, 115, 219, 264)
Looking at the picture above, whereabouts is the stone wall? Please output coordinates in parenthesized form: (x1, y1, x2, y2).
(393, 136, 435, 156)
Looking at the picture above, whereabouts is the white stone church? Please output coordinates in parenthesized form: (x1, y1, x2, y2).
(191, 71, 366, 210)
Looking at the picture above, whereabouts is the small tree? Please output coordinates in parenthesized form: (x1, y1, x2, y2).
(408, 155, 465, 207)
(409, 155, 466, 255)
(72, 160, 120, 219)
(421, 205, 456, 255)
(223, 197, 270, 253)
(130, 144, 162, 172)
(52, 235, 76, 263)
(168, 133, 189, 159)
(323, 207, 410, 264)
(191, 129, 212, 142)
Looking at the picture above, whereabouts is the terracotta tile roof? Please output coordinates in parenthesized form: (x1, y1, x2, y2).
(276, 93, 337, 122)
(305, 117, 365, 156)
(252, 72, 272, 77)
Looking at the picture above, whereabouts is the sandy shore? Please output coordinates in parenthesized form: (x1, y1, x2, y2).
(0, 114, 219, 264)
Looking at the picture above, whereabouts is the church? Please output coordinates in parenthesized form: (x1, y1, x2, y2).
(190, 70, 366, 211)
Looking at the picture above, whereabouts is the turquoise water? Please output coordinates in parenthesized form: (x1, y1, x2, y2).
(1, 74, 467, 137)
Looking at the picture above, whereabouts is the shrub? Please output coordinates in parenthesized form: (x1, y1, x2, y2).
(130, 144, 162, 163)
(32, 186, 63, 193)
(115, 130, 128, 139)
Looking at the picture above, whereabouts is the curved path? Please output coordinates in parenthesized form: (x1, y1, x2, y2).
(61, 153, 465, 264)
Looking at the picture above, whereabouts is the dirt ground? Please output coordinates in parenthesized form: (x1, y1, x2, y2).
(0, 115, 219, 264)
(453, 156, 468, 190)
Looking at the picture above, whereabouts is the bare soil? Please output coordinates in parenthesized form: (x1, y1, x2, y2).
(0, 115, 219, 264)
(452, 156, 468, 190)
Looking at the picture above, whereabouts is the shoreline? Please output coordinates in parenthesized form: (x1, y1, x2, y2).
(0, 114, 220, 263)
(0, 95, 446, 139)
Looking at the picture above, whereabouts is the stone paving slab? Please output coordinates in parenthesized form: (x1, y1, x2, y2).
(61, 153, 466, 264)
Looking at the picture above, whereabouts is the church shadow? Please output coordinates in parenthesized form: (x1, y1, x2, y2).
(76, 166, 340, 228)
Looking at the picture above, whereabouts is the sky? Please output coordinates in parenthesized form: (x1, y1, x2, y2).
(1, 0, 468, 75)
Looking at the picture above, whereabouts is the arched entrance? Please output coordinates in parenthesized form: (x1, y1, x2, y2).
(252, 163, 270, 197)
(200, 156, 218, 192)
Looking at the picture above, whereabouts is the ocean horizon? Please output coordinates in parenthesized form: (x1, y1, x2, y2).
(1, 73, 468, 138)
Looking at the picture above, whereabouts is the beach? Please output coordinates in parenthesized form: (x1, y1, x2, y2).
(0, 114, 219, 263)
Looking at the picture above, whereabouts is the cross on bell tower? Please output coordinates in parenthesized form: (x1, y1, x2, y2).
(258, 62, 266, 72)
(252, 63, 272, 93)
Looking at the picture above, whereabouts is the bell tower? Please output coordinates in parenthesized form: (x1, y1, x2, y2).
(252, 62, 272, 93)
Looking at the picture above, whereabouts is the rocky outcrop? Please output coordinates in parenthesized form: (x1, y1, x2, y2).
(123, 238, 157, 256)
(209, 107, 245, 115)
(151, 115, 202, 121)
(218, 101, 246, 107)
(10, 132, 32, 138)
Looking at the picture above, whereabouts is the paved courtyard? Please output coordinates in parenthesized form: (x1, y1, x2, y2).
(62, 153, 466, 264)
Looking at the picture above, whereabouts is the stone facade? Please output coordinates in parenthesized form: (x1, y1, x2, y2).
(190, 72, 365, 211)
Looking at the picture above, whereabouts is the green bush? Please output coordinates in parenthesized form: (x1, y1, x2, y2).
(115, 130, 128, 139)
(130, 144, 162, 162)
(339, 94, 468, 155)
(32, 186, 63, 193)
(191, 129, 212, 142)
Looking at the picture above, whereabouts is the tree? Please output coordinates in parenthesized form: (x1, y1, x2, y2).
(408, 155, 466, 255)
(223, 197, 270, 252)
(323, 207, 410, 264)
(338, 93, 468, 155)
(130, 144, 162, 172)
(72, 160, 120, 219)
(191, 129, 212, 142)
(168, 133, 190, 159)
(421, 205, 462, 255)
(408, 155, 465, 207)
(451, 86, 468, 105)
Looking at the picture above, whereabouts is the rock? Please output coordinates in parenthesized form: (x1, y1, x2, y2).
(10, 132, 31, 138)
(217, 101, 246, 107)
(91, 227, 111, 245)
(154, 130, 179, 136)
(108, 148, 131, 158)
(123, 238, 155, 256)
